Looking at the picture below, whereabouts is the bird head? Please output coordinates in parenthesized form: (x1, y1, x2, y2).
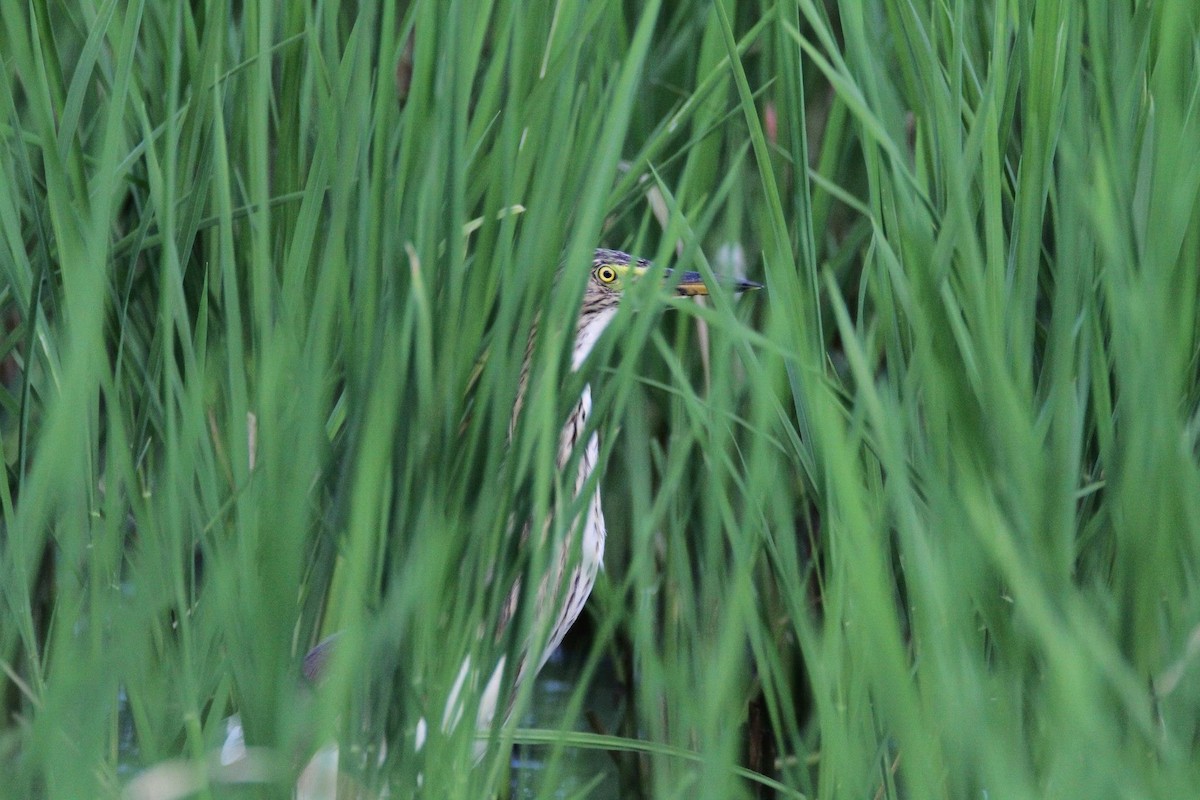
(585, 247, 761, 304)
(571, 248, 761, 369)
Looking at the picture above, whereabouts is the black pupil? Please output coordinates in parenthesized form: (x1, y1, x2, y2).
(601, 268, 613, 281)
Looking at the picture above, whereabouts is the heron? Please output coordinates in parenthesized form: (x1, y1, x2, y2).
(214, 248, 760, 791)
(436, 248, 759, 755)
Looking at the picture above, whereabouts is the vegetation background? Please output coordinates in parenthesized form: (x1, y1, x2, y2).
(2, 1, 1199, 798)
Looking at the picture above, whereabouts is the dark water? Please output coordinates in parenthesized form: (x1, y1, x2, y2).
(510, 651, 625, 799)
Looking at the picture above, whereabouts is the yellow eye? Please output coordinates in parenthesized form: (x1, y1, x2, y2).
(596, 266, 618, 283)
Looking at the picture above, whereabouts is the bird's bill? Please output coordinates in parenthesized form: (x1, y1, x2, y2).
(669, 270, 762, 296)
(616, 261, 763, 295)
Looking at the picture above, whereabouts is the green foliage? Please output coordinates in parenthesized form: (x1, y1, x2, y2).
(2, 1, 1199, 798)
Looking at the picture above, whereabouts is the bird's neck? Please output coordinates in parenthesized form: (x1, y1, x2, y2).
(570, 307, 617, 370)
(510, 308, 617, 435)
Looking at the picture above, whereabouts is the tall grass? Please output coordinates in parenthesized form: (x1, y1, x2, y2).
(2, 1, 1199, 798)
